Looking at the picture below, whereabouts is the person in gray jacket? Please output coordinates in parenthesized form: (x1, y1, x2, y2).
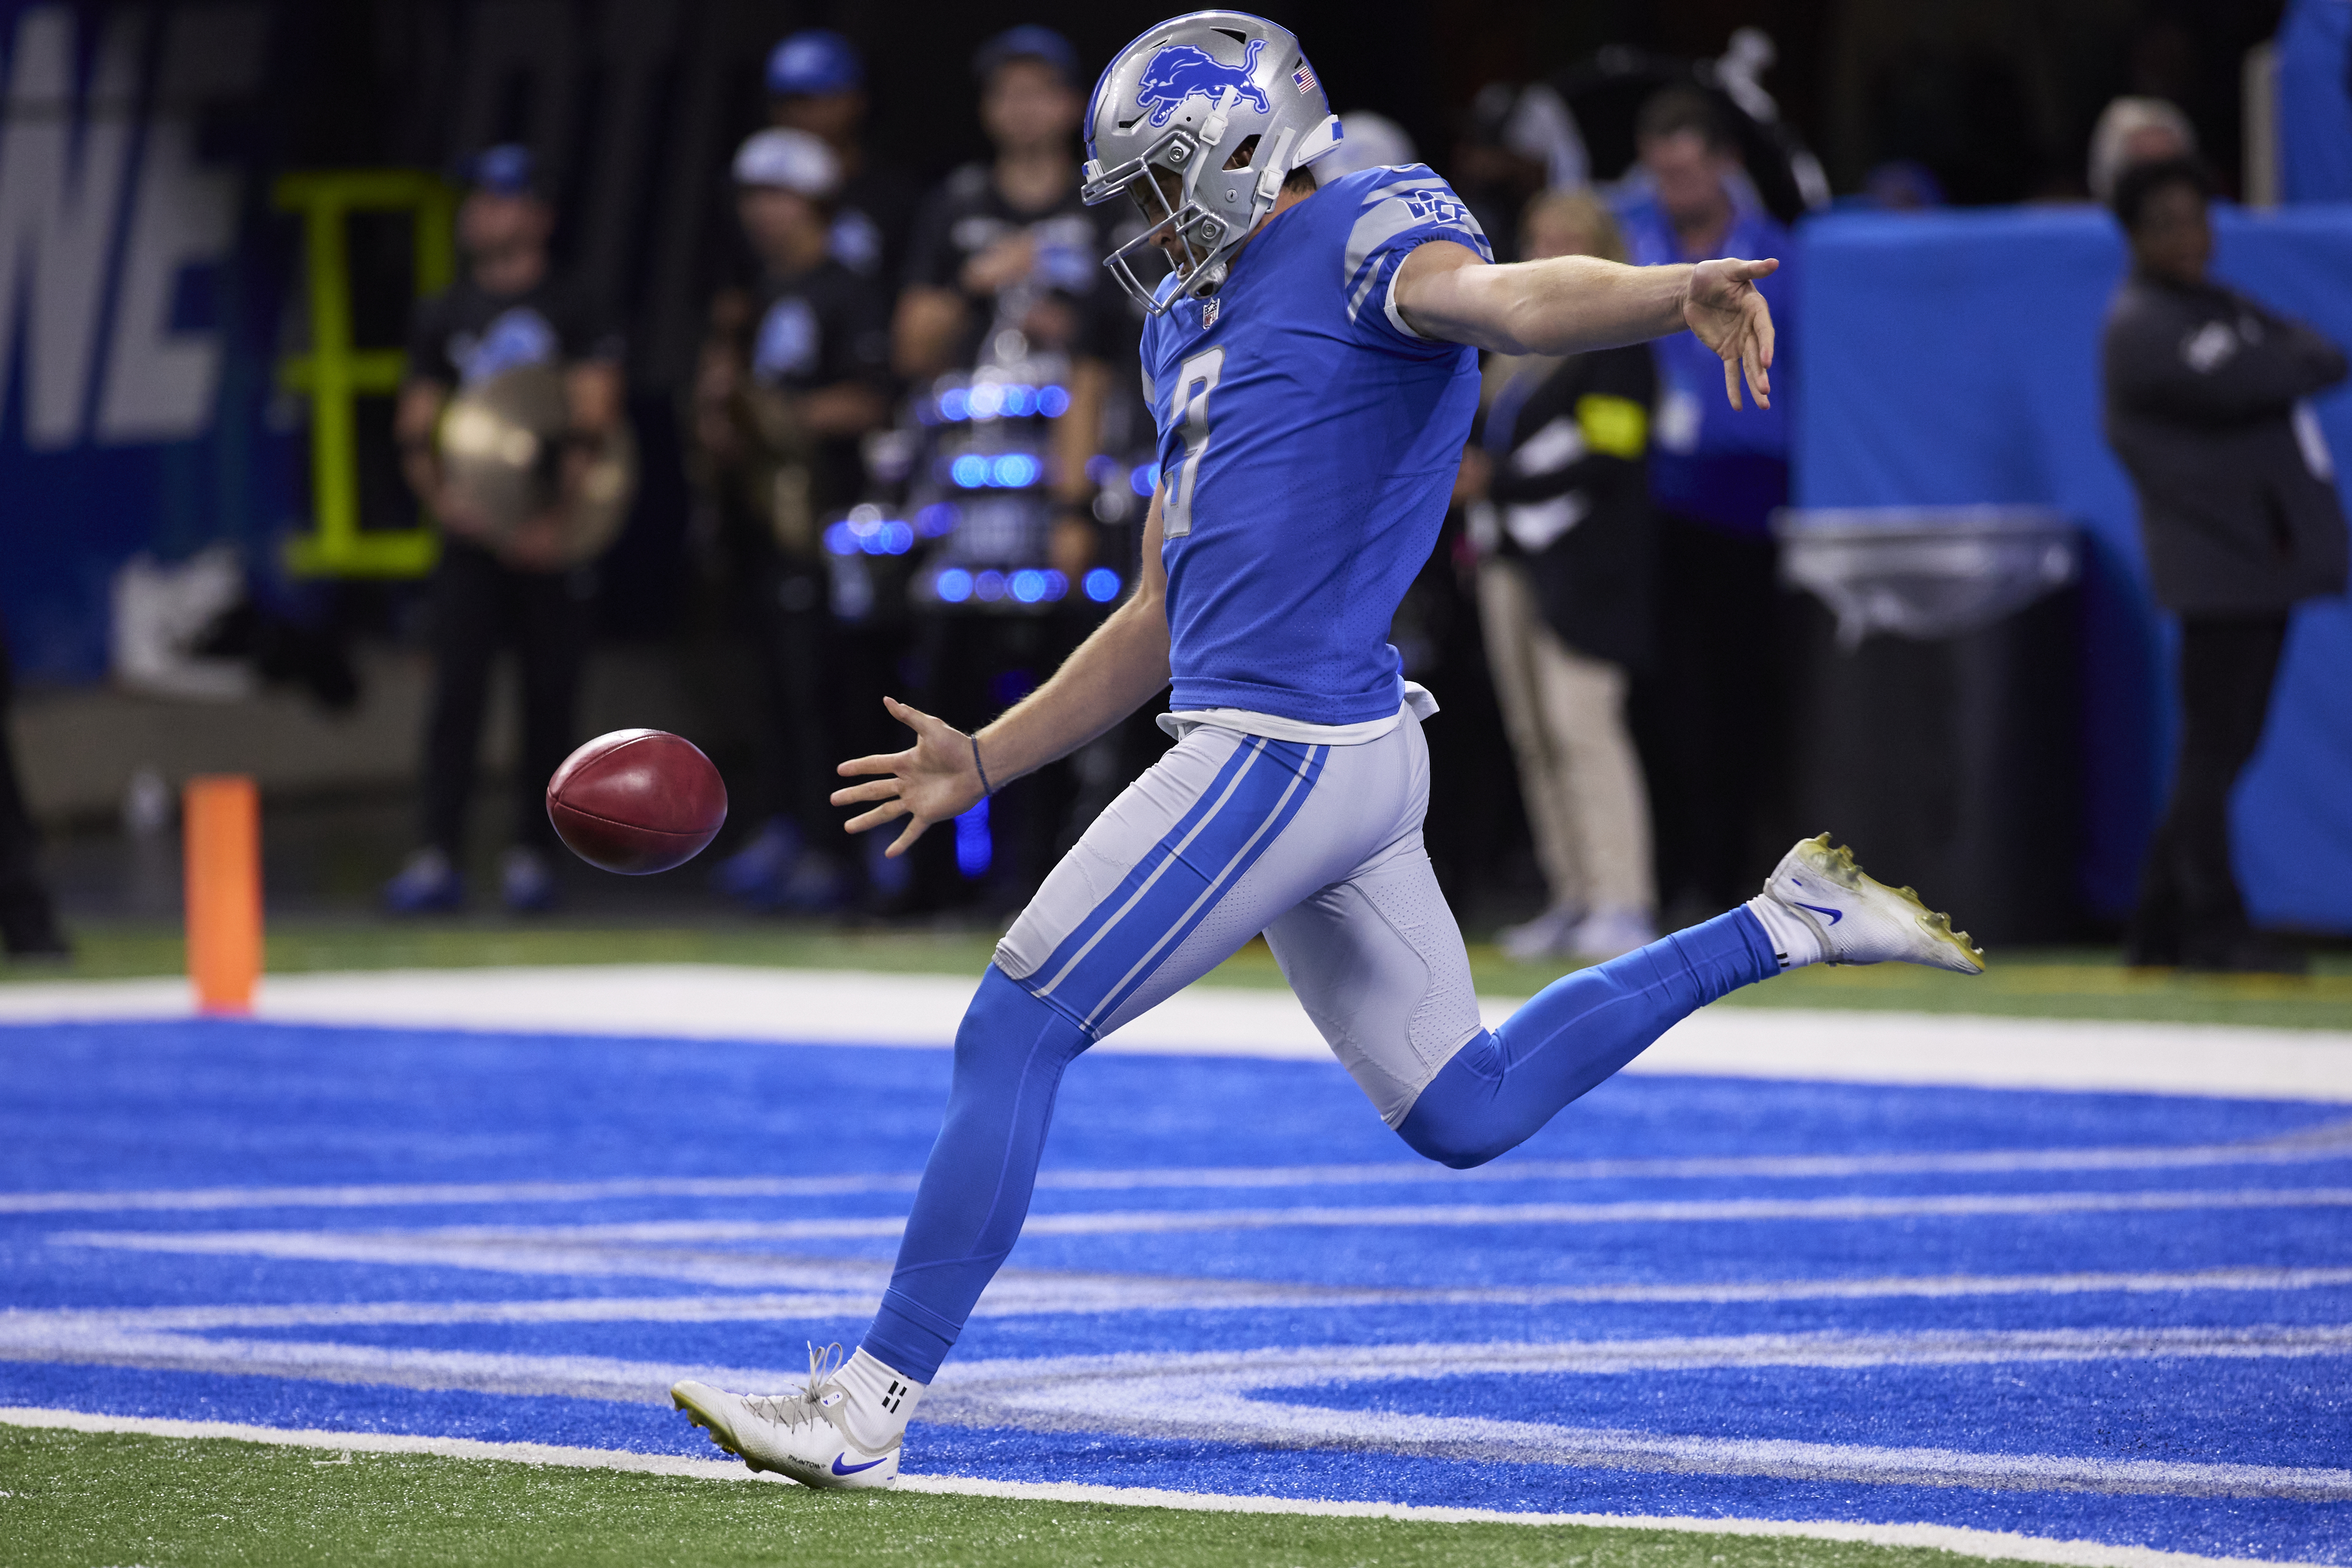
(2102, 156, 2348, 972)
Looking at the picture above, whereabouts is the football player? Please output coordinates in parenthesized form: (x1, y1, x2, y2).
(672, 11, 1982, 1488)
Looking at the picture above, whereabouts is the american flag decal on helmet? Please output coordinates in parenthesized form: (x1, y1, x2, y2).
(1292, 63, 1317, 94)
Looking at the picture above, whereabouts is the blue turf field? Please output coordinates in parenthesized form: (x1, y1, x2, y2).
(2, 1015, 2348, 1560)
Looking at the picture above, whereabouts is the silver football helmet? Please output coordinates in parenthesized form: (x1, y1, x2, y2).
(1080, 11, 1344, 314)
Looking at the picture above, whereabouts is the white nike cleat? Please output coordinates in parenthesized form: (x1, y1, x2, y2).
(671, 1347, 901, 1489)
(1759, 834, 1984, 974)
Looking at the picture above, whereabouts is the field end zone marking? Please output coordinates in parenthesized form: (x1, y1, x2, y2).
(0, 1407, 2322, 1568)
(5, 1123, 2348, 1214)
(13, 1265, 2352, 1334)
(54, 1185, 2352, 1258)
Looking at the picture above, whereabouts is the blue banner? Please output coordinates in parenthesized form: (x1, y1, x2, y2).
(1796, 205, 2352, 931)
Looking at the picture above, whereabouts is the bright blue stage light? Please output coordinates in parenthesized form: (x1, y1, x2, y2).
(823, 521, 858, 556)
(1084, 567, 1121, 603)
(1009, 569, 1046, 604)
(1129, 463, 1158, 497)
(1038, 384, 1071, 417)
(938, 388, 970, 422)
(950, 454, 990, 488)
(1041, 570, 1069, 602)
(991, 453, 1040, 488)
(954, 796, 991, 879)
(974, 570, 1006, 602)
(935, 568, 972, 603)
(1001, 384, 1035, 418)
(879, 518, 914, 554)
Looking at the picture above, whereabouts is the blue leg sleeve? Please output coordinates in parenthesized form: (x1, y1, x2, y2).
(861, 966, 1090, 1382)
(1397, 908, 1778, 1169)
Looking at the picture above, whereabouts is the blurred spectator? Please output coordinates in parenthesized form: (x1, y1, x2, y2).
(2087, 97, 2196, 206)
(698, 130, 893, 911)
(1614, 86, 1795, 923)
(1460, 193, 1657, 961)
(765, 29, 922, 286)
(2103, 156, 2348, 973)
(1453, 83, 1591, 260)
(385, 146, 625, 914)
(1313, 110, 1418, 183)
(891, 25, 1134, 908)
(0, 614, 68, 960)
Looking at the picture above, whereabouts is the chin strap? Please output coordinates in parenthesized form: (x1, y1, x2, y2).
(1199, 84, 1239, 152)
(1253, 124, 1299, 206)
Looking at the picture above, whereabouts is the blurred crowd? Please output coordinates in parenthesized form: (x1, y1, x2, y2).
(3, 18, 2327, 974)
(367, 23, 2340, 971)
(371, 25, 1829, 958)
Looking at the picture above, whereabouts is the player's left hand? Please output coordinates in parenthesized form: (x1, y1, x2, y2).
(1684, 257, 1778, 411)
(831, 696, 986, 857)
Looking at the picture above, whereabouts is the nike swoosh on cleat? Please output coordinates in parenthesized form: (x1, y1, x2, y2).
(1794, 901, 1844, 925)
(832, 1453, 889, 1475)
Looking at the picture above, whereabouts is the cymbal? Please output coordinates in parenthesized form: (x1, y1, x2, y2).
(438, 364, 636, 566)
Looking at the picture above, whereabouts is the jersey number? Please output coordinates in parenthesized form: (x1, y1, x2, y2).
(1162, 347, 1223, 538)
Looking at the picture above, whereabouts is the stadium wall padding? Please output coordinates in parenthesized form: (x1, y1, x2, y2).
(1794, 205, 2352, 932)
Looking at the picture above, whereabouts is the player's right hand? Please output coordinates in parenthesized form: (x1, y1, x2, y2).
(1683, 256, 1778, 411)
(831, 696, 986, 857)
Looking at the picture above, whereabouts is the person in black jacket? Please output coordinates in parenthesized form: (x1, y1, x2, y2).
(1460, 192, 1659, 962)
(2102, 156, 2349, 972)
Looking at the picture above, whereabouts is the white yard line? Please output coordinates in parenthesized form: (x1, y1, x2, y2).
(14, 1265, 2352, 1334)
(52, 1187, 2352, 1266)
(0, 1405, 2328, 1568)
(0, 963, 2347, 1101)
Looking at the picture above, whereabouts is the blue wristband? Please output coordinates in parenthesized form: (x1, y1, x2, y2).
(970, 735, 994, 798)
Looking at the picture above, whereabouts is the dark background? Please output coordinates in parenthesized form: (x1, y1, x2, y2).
(268, 0, 2284, 402)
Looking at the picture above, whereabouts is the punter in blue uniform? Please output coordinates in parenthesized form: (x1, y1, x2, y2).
(669, 12, 1982, 1491)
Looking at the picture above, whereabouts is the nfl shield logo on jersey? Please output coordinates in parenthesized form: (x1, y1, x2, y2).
(1202, 296, 1221, 329)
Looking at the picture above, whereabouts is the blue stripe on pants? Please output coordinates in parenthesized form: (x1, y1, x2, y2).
(862, 735, 1327, 1381)
(1028, 736, 1326, 1033)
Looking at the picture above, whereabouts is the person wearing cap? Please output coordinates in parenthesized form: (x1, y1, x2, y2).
(386, 144, 625, 915)
(700, 129, 895, 912)
(891, 25, 1140, 910)
(764, 29, 921, 288)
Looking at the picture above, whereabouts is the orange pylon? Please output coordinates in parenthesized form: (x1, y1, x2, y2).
(184, 776, 261, 1014)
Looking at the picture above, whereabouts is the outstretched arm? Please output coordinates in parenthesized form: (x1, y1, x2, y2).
(1393, 240, 1779, 410)
(831, 490, 1174, 856)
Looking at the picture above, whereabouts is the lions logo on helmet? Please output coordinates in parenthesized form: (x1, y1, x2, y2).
(1135, 38, 1268, 128)
(1080, 11, 1344, 315)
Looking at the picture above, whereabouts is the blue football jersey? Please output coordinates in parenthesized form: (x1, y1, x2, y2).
(1140, 164, 1488, 727)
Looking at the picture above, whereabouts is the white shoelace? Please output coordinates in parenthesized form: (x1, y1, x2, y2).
(740, 1342, 847, 1431)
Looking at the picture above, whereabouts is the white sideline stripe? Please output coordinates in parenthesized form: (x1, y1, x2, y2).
(2, 964, 2350, 1102)
(7, 1125, 2349, 1214)
(17, 1265, 2352, 1334)
(55, 1186, 2352, 1258)
(0, 1408, 2315, 1568)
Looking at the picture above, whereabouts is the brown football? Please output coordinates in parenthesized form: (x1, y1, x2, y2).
(545, 729, 728, 875)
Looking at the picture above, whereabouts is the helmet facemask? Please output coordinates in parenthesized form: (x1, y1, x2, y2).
(1087, 120, 1288, 315)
